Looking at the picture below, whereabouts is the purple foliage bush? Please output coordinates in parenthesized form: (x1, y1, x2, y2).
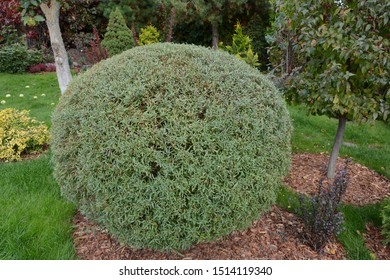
(299, 159, 350, 251)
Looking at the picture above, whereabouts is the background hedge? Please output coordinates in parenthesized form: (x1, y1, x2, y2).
(0, 44, 43, 73)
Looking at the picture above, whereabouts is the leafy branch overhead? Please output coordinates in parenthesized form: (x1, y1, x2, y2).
(268, 0, 389, 179)
(269, 0, 389, 123)
(20, 0, 47, 26)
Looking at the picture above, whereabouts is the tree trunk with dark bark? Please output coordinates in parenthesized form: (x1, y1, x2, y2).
(40, 0, 72, 94)
(327, 116, 347, 179)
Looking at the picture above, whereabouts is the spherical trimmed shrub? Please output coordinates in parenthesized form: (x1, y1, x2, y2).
(51, 43, 292, 251)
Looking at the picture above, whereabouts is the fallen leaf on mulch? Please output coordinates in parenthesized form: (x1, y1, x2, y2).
(72, 206, 346, 260)
(363, 223, 390, 260)
(284, 153, 390, 205)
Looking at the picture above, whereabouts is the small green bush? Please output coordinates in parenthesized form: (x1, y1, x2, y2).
(139, 25, 160, 46)
(382, 200, 390, 245)
(220, 22, 260, 68)
(51, 43, 292, 251)
(101, 8, 134, 56)
(0, 43, 43, 73)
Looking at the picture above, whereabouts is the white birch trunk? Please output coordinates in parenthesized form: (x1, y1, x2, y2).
(40, 0, 72, 94)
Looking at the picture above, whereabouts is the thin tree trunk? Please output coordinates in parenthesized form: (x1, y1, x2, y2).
(166, 7, 175, 43)
(40, 0, 72, 94)
(212, 22, 219, 50)
(327, 116, 347, 179)
(286, 32, 293, 74)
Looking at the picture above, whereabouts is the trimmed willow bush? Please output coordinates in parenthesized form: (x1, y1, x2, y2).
(51, 43, 292, 251)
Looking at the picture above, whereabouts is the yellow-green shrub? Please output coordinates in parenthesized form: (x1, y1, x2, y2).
(0, 108, 49, 162)
(139, 25, 160, 45)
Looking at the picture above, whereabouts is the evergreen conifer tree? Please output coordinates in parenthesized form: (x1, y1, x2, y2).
(221, 22, 260, 67)
(102, 7, 134, 56)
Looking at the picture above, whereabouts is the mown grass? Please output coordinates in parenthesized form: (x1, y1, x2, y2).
(289, 105, 390, 178)
(0, 72, 389, 259)
(0, 72, 60, 126)
(0, 72, 75, 259)
(0, 152, 76, 259)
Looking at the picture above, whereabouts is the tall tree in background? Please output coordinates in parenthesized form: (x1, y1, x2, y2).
(99, 0, 158, 27)
(190, 0, 226, 49)
(20, 0, 71, 94)
(269, 0, 389, 178)
(184, 0, 271, 50)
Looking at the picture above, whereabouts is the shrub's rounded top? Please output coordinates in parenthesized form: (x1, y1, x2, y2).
(52, 43, 292, 251)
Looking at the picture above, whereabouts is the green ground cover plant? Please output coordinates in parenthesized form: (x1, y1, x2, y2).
(289, 105, 390, 179)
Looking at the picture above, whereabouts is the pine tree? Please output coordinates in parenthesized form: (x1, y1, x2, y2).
(99, 0, 158, 26)
(102, 8, 134, 56)
(183, 0, 268, 50)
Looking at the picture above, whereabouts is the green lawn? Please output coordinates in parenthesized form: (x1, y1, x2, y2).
(0, 153, 75, 259)
(0, 73, 75, 259)
(289, 105, 390, 178)
(0, 72, 61, 126)
(0, 72, 389, 259)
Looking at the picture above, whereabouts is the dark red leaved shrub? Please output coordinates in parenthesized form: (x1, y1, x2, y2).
(28, 63, 56, 73)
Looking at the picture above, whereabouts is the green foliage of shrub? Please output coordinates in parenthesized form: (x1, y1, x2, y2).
(382, 200, 390, 245)
(220, 22, 260, 68)
(101, 8, 134, 56)
(0, 108, 49, 162)
(139, 25, 160, 46)
(0, 44, 43, 73)
(51, 43, 292, 251)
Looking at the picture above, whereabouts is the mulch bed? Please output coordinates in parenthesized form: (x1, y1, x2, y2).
(72, 153, 390, 260)
(283, 153, 390, 205)
(73, 206, 345, 260)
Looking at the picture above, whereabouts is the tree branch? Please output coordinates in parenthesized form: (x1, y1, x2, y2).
(40, 2, 49, 15)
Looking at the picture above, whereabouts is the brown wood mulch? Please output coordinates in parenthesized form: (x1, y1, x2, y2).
(73, 206, 345, 260)
(284, 153, 390, 206)
(363, 223, 390, 260)
(72, 152, 390, 260)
